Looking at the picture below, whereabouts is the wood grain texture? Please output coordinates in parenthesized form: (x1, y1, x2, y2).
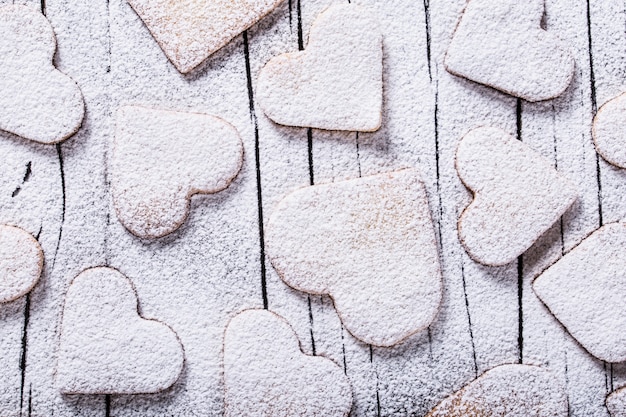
(0, 0, 623, 416)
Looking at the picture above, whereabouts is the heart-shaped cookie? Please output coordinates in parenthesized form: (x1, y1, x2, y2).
(533, 223, 626, 362)
(608, 387, 626, 417)
(257, 4, 383, 132)
(0, 225, 43, 303)
(593, 93, 626, 168)
(110, 106, 243, 239)
(224, 309, 352, 417)
(127, 0, 284, 74)
(0, 5, 84, 143)
(456, 127, 578, 266)
(445, 0, 575, 102)
(426, 364, 568, 417)
(57, 267, 184, 394)
(266, 169, 442, 347)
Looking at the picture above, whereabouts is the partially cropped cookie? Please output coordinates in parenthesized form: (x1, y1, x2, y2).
(266, 169, 442, 347)
(257, 5, 383, 132)
(0, 225, 43, 303)
(445, 0, 574, 102)
(608, 386, 626, 417)
(533, 223, 626, 362)
(456, 127, 578, 266)
(57, 267, 184, 394)
(593, 93, 626, 169)
(426, 364, 568, 417)
(127, 0, 284, 73)
(224, 309, 352, 417)
(110, 106, 243, 239)
(0, 5, 84, 143)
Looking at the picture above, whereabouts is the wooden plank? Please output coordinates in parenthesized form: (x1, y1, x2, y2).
(0, 0, 61, 397)
(247, 0, 346, 389)
(521, 0, 613, 416)
(322, 0, 519, 414)
(0, 0, 105, 415)
(245, 0, 316, 357)
(301, 2, 376, 415)
(425, 0, 521, 404)
(287, 0, 343, 368)
(247, 1, 379, 416)
(106, 0, 264, 415)
(587, 0, 626, 399)
(0, 138, 59, 415)
(16, 0, 112, 415)
(0, 0, 51, 413)
(360, 0, 473, 414)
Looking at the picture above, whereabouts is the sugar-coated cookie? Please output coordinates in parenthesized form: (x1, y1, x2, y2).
(110, 106, 243, 239)
(266, 169, 442, 347)
(533, 223, 626, 362)
(593, 93, 626, 169)
(445, 0, 575, 102)
(456, 127, 578, 266)
(224, 309, 352, 417)
(0, 5, 84, 143)
(0, 225, 43, 303)
(57, 267, 184, 394)
(426, 364, 568, 417)
(257, 5, 383, 132)
(127, 0, 284, 74)
(608, 386, 626, 417)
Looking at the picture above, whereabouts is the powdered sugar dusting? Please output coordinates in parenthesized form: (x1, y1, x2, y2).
(0, 0, 624, 415)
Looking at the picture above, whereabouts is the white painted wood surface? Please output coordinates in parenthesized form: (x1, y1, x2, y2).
(0, 0, 624, 415)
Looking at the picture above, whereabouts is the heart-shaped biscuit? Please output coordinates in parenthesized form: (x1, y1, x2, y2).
(266, 169, 442, 347)
(426, 364, 568, 417)
(224, 309, 352, 417)
(445, 0, 575, 102)
(533, 223, 626, 362)
(456, 127, 578, 266)
(57, 267, 184, 394)
(110, 106, 243, 239)
(593, 93, 626, 168)
(0, 225, 43, 303)
(0, 5, 84, 143)
(127, 0, 284, 74)
(257, 4, 383, 132)
(608, 387, 626, 417)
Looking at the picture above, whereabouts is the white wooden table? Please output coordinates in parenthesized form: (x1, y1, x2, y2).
(1, 0, 625, 415)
